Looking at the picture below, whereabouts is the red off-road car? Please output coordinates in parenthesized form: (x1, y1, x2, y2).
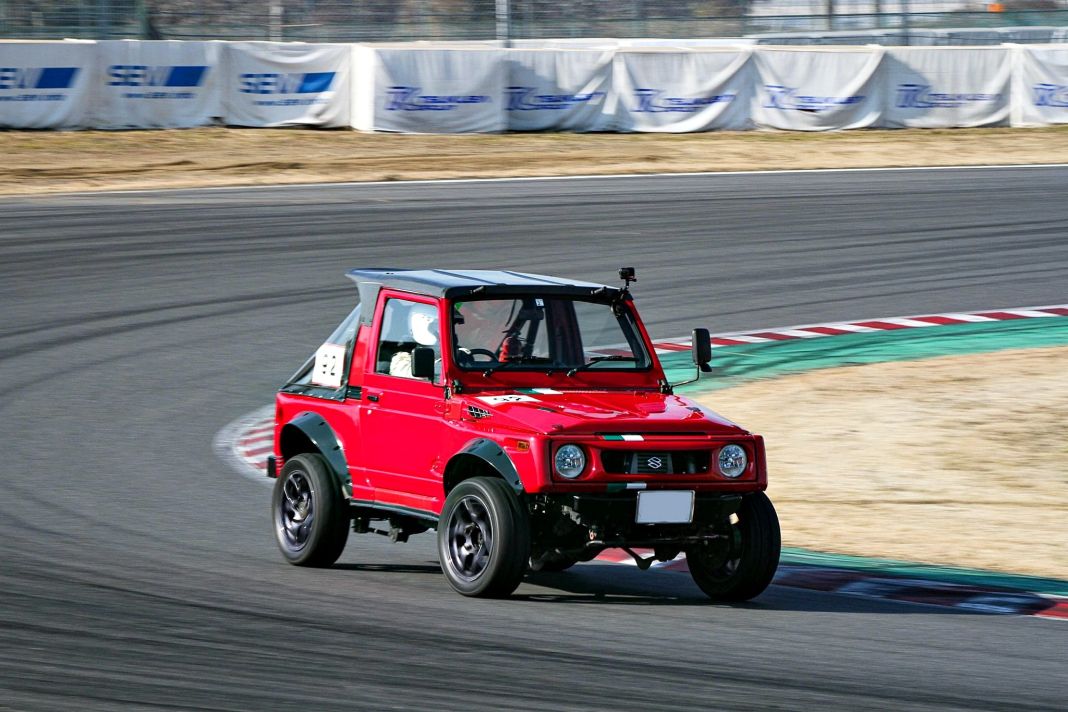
(269, 268, 780, 599)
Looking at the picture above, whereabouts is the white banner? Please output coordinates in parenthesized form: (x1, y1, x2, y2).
(882, 47, 1011, 128)
(1012, 45, 1068, 127)
(0, 41, 94, 129)
(353, 46, 505, 133)
(614, 49, 753, 132)
(753, 47, 885, 131)
(506, 49, 614, 132)
(93, 40, 220, 129)
(224, 42, 350, 128)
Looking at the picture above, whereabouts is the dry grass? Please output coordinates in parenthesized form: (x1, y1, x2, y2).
(3, 125, 1068, 194)
(697, 346, 1068, 579)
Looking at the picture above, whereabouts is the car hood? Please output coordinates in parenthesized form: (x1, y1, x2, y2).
(463, 389, 747, 436)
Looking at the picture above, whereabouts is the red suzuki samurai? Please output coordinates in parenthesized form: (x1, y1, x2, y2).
(269, 268, 780, 599)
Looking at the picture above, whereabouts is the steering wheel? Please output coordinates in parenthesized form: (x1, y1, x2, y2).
(460, 348, 499, 364)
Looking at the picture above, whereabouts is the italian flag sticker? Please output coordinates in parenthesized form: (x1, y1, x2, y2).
(602, 434, 645, 441)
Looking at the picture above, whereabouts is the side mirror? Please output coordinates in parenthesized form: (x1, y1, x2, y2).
(411, 346, 436, 380)
(692, 328, 712, 373)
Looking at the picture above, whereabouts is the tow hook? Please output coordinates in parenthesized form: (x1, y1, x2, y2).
(621, 547, 655, 570)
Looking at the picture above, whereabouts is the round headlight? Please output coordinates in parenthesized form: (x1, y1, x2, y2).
(718, 444, 747, 478)
(554, 444, 586, 479)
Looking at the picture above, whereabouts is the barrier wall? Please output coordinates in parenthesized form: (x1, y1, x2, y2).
(883, 47, 1012, 128)
(5, 39, 1068, 132)
(507, 49, 614, 132)
(352, 45, 505, 133)
(0, 40, 95, 129)
(94, 40, 221, 129)
(1013, 45, 1068, 127)
(225, 42, 350, 128)
(613, 49, 753, 132)
(753, 47, 884, 130)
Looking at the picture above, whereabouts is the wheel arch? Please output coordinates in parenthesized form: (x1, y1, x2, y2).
(279, 412, 352, 498)
(443, 439, 523, 497)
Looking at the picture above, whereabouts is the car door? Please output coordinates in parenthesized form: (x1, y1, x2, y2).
(358, 293, 446, 514)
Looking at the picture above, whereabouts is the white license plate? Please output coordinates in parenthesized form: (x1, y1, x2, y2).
(635, 490, 694, 524)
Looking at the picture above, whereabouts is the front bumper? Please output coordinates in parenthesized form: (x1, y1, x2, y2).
(560, 491, 742, 523)
(529, 491, 744, 563)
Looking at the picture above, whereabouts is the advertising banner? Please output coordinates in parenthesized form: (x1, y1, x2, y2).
(1012, 45, 1068, 127)
(882, 47, 1011, 128)
(353, 46, 505, 133)
(614, 49, 754, 132)
(506, 49, 614, 132)
(0, 41, 95, 129)
(753, 47, 885, 131)
(94, 40, 221, 129)
(224, 42, 350, 128)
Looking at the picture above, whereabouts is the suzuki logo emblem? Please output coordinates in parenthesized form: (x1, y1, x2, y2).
(647, 457, 663, 470)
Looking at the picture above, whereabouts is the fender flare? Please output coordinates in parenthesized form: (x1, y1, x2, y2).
(279, 412, 352, 498)
(447, 438, 524, 495)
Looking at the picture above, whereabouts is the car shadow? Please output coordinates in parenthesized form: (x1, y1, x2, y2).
(332, 562, 443, 575)
(329, 560, 976, 614)
(518, 565, 974, 614)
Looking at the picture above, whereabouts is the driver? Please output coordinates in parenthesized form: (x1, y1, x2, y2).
(453, 300, 508, 365)
(389, 303, 439, 378)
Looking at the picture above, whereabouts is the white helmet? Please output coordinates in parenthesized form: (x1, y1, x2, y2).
(409, 303, 438, 346)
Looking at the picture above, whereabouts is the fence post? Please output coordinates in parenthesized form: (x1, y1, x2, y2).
(901, 0, 910, 46)
(269, 0, 282, 41)
(98, 0, 109, 39)
(495, 0, 511, 47)
(135, 0, 147, 39)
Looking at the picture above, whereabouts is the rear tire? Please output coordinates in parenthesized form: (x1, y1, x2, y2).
(438, 477, 531, 597)
(272, 453, 349, 567)
(686, 492, 780, 602)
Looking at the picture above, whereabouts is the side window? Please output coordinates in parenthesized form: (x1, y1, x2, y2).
(375, 298, 441, 380)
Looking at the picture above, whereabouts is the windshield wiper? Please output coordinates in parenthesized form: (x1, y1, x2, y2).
(482, 361, 525, 378)
(567, 355, 635, 377)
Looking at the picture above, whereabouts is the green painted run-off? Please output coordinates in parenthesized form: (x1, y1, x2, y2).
(661, 317, 1068, 392)
(659, 316, 1068, 594)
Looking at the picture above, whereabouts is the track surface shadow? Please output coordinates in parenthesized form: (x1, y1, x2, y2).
(330, 558, 973, 614)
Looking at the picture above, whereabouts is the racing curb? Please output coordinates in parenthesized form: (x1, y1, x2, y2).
(651, 304, 1068, 350)
(217, 303, 1068, 617)
(593, 550, 1068, 620)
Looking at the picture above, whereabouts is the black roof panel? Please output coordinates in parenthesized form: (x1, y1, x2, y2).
(346, 268, 620, 300)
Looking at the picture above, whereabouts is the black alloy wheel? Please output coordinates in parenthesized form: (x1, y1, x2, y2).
(272, 453, 349, 567)
(438, 477, 530, 597)
(685, 491, 781, 602)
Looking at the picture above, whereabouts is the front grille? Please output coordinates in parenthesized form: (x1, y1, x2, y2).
(601, 450, 711, 475)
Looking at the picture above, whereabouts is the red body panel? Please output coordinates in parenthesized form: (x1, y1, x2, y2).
(275, 288, 768, 517)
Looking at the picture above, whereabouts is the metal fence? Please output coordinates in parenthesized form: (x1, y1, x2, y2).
(2, 0, 1068, 42)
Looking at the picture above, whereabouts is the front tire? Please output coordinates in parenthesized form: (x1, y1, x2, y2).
(438, 477, 531, 597)
(272, 453, 349, 567)
(686, 491, 780, 602)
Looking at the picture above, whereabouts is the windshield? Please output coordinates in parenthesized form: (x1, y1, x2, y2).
(451, 296, 651, 372)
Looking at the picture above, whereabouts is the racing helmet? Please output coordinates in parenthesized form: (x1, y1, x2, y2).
(409, 303, 438, 346)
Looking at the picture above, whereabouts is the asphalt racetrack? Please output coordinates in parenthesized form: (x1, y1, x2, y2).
(2, 167, 1067, 710)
